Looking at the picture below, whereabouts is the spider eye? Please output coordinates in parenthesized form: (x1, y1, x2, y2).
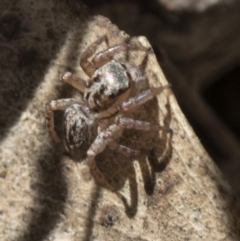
(100, 85, 105, 94)
(85, 92, 90, 100)
(109, 92, 115, 98)
(121, 63, 127, 69)
(93, 76, 101, 82)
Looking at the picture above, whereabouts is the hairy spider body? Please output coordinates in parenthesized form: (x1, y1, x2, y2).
(64, 104, 94, 151)
(85, 60, 130, 111)
(46, 36, 170, 198)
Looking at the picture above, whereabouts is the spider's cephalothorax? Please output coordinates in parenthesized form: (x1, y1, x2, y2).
(46, 36, 171, 198)
(85, 60, 130, 111)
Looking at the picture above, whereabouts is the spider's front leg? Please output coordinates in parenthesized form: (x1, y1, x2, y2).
(80, 35, 108, 77)
(60, 71, 86, 92)
(107, 139, 140, 157)
(46, 98, 82, 143)
(115, 116, 171, 133)
(119, 84, 171, 113)
(92, 40, 149, 69)
(116, 84, 172, 133)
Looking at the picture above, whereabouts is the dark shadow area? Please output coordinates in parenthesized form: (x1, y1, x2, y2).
(6, 1, 92, 241)
(203, 65, 240, 142)
(82, 185, 102, 241)
(0, 0, 89, 143)
(147, 99, 173, 193)
(0, 8, 52, 142)
(17, 148, 67, 241)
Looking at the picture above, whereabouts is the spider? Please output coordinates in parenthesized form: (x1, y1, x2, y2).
(46, 36, 171, 198)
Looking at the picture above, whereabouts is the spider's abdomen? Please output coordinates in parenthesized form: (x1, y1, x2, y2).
(64, 104, 93, 151)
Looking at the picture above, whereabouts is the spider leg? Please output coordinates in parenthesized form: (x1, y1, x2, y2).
(107, 138, 140, 157)
(92, 43, 128, 68)
(80, 35, 107, 77)
(46, 98, 83, 143)
(119, 84, 171, 112)
(92, 42, 149, 69)
(98, 119, 140, 157)
(116, 116, 171, 132)
(86, 124, 125, 199)
(60, 71, 86, 92)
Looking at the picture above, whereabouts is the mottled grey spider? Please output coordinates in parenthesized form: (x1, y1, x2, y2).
(46, 36, 170, 198)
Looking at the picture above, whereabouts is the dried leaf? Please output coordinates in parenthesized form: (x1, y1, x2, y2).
(0, 1, 239, 241)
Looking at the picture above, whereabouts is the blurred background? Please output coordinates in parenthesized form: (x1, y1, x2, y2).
(80, 0, 240, 196)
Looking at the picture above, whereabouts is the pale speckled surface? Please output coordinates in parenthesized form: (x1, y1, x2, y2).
(0, 1, 239, 240)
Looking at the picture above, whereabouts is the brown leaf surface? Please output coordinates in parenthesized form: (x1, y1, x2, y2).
(0, 1, 239, 241)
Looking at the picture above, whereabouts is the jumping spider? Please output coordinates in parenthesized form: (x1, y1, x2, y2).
(46, 36, 171, 198)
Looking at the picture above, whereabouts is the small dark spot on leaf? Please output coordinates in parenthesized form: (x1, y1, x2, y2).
(0, 170, 7, 178)
(98, 205, 120, 228)
(93, 76, 101, 82)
